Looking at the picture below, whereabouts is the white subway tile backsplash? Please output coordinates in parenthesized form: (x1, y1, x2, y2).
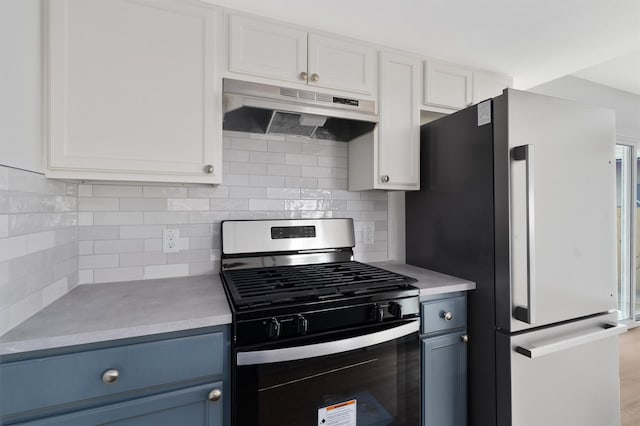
(78, 184, 93, 197)
(249, 175, 285, 187)
(94, 239, 144, 254)
(267, 140, 302, 153)
(0, 235, 27, 263)
(78, 212, 94, 226)
(2, 133, 390, 333)
(249, 151, 285, 164)
(94, 212, 143, 226)
(93, 184, 142, 198)
(94, 267, 143, 284)
(167, 198, 209, 211)
(144, 263, 189, 280)
(79, 254, 119, 269)
(120, 251, 167, 267)
(78, 197, 119, 211)
(143, 211, 189, 225)
(142, 186, 188, 198)
(119, 225, 163, 239)
(79, 225, 120, 241)
(79, 241, 93, 255)
(120, 198, 167, 211)
(267, 188, 301, 199)
(0, 214, 8, 238)
(188, 186, 229, 199)
(249, 199, 285, 211)
(78, 269, 94, 284)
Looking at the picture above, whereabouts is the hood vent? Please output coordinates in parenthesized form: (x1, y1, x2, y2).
(222, 79, 378, 142)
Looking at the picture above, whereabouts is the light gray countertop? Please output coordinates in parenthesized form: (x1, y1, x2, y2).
(370, 261, 476, 296)
(0, 262, 473, 356)
(0, 274, 231, 356)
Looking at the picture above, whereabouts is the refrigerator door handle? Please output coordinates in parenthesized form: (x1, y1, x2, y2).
(515, 322, 627, 359)
(512, 144, 536, 324)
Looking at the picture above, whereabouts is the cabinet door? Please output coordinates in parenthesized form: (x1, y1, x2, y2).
(18, 383, 223, 426)
(307, 34, 374, 95)
(472, 70, 512, 103)
(422, 332, 467, 426)
(229, 14, 307, 84)
(47, 0, 222, 184)
(377, 51, 420, 189)
(424, 61, 472, 110)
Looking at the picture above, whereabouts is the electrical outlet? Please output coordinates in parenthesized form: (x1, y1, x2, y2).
(363, 222, 375, 245)
(163, 229, 180, 253)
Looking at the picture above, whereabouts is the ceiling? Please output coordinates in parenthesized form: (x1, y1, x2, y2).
(203, 0, 640, 94)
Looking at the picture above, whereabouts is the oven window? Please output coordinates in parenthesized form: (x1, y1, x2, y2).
(235, 332, 420, 425)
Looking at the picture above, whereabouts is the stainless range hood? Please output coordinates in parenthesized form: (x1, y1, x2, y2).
(222, 79, 378, 142)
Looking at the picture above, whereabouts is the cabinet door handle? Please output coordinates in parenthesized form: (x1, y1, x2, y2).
(381, 175, 390, 183)
(461, 334, 469, 343)
(208, 388, 222, 402)
(101, 369, 119, 384)
(300, 71, 308, 81)
(310, 73, 319, 82)
(204, 164, 214, 174)
(442, 311, 453, 321)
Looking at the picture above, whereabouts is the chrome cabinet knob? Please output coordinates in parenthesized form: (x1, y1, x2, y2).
(442, 311, 453, 321)
(208, 388, 222, 402)
(204, 165, 214, 174)
(310, 73, 319, 82)
(101, 369, 119, 384)
(461, 334, 469, 343)
(300, 71, 308, 81)
(381, 175, 390, 183)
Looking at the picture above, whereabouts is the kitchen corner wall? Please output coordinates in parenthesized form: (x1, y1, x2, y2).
(76, 131, 388, 285)
(0, 166, 79, 335)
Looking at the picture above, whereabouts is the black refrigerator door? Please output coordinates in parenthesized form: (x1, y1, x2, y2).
(405, 99, 499, 426)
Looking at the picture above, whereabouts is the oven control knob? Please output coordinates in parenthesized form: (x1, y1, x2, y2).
(371, 304, 385, 323)
(267, 318, 281, 340)
(388, 302, 402, 318)
(296, 314, 309, 335)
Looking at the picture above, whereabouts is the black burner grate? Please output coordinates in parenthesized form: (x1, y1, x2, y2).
(221, 261, 417, 308)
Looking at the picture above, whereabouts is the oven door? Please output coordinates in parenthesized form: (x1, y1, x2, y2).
(234, 319, 420, 426)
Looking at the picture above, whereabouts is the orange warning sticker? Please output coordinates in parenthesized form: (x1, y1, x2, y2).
(318, 399, 357, 426)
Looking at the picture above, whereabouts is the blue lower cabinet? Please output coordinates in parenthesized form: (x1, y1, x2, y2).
(420, 293, 468, 426)
(422, 332, 467, 426)
(1, 327, 229, 426)
(16, 382, 223, 426)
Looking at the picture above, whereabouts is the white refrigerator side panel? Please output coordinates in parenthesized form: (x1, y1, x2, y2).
(497, 312, 623, 426)
(505, 90, 617, 332)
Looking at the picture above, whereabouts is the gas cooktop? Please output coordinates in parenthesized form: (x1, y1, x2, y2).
(221, 261, 417, 309)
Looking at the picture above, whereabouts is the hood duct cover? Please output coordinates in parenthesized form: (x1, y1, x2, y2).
(222, 79, 378, 142)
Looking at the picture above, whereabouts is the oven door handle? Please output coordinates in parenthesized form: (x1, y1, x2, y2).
(236, 320, 419, 366)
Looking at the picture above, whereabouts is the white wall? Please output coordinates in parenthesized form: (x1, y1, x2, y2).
(529, 76, 640, 140)
(0, 0, 43, 173)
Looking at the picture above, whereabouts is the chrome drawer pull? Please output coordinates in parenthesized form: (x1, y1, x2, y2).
(208, 389, 222, 402)
(442, 311, 453, 321)
(101, 369, 119, 384)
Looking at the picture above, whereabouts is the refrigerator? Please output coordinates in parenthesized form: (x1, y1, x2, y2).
(405, 89, 627, 426)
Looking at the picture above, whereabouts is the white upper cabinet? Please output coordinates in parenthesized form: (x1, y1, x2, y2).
(228, 14, 375, 95)
(423, 61, 472, 110)
(46, 0, 222, 184)
(472, 70, 512, 104)
(228, 14, 307, 84)
(349, 50, 420, 191)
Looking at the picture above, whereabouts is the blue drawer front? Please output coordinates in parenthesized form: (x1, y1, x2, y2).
(1, 333, 223, 417)
(421, 296, 466, 334)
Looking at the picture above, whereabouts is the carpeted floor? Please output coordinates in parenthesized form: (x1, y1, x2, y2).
(620, 326, 640, 426)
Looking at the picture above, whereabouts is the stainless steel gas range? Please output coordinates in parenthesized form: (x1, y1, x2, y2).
(220, 218, 421, 426)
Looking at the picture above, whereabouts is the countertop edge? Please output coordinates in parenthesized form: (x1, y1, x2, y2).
(0, 313, 232, 356)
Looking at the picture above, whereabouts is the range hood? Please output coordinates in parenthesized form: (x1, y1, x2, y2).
(222, 79, 378, 142)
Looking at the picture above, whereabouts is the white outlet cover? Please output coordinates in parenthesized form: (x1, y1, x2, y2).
(163, 229, 180, 253)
